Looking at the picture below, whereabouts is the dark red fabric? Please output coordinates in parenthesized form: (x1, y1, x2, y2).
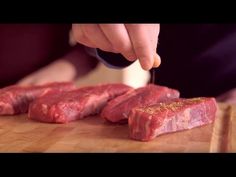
(0, 24, 71, 87)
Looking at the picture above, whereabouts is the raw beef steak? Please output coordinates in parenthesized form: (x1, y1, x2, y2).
(0, 82, 76, 115)
(129, 97, 217, 141)
(101, 84, 180, 123)
(28, 83, 133, 123)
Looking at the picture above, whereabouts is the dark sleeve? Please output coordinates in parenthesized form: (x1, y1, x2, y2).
(82, 47, 134, 69)
(96, 49, 134, 68)
(61, 44, 99, 78)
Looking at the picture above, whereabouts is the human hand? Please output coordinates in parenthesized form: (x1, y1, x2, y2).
(71, 24, 161, 70)
(17, 60, 76, 86)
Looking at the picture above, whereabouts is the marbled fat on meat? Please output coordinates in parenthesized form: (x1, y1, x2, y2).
(28, 83, 133, 123)
(0, 82, 76, 115)
(129, 97, 218, 141)
(101, 84, 180, 123)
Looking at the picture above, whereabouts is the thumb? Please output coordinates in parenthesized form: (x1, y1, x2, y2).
(152, 53, 161, 68)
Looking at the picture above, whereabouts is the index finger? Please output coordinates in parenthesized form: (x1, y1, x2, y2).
(125, 24, 156, 70)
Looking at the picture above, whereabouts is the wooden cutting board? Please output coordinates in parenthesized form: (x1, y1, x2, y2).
(0, 103, 235, 152)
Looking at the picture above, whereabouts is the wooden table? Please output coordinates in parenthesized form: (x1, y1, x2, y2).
(0, 103, 235, 152)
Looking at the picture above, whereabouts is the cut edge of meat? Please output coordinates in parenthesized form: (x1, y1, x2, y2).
(0, 101, 14, 115)
(101, 84, 180, 124)
(129, 97, 218, 141)
(0, 82, 76, 115)
(28, 83, 133, 123)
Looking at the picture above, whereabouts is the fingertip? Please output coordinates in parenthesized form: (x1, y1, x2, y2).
(123, 53, 137, 62)
(153, 53, 161, 68)
(127, 58, 137, 62)
(69, 30, 77, 46)
(139, 59, 153, 71)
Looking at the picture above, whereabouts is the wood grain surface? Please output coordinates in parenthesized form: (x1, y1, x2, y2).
(0, 103, 235, 152)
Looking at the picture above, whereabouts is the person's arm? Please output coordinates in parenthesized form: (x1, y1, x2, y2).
(18, 44, 98, 85)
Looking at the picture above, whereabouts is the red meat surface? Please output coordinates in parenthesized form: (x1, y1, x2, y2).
(129, 97, 217, 141)
(28, 83, 133, 123)
(0, 82, 76, 115)
(101, 84, 180, 123)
